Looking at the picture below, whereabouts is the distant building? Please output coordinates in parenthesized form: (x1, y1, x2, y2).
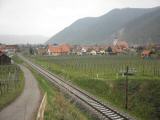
(48, 44, 71, 56)
(71, 45, 81, 54)
(114, 40, 129, 50)
(77, 52, 83, 56)
(141, 50, 152, 58)
(90, 50, 97, 55)
(99, 50, 105, 55)
(70, 44, 109, 56)
(0, 52, 11, 65)
(5, 45, 18, 53)
(112, 39, 129, 55)
(81, 48, 87, 53)
(37, 47, 47, 55)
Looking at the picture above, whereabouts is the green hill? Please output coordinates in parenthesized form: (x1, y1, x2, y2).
(120, 7, 160, 45)
(46, 7, 160, 45)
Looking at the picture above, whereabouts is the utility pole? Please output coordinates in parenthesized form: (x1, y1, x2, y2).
(125, 66, 129, 110)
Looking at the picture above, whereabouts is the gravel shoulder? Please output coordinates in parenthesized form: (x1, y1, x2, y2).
(0, 65, 41, 120)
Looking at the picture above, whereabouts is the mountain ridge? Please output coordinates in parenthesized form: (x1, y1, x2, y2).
(46, 7, 160, 45)
(120, 7, 160, 45)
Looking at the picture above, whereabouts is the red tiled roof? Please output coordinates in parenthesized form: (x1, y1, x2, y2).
(48, 44, 70, 53)
(112, 47, 123, 53)
(48, 45, 61, 53)
(142, 50, 151, 55)
(59, 44, 70, 53)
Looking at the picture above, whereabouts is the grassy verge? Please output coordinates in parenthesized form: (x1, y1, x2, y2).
(0, 68, 24, 110)
(74, 78, 160, 120)
(29, 66, 93, 120)
(12, 54, 24, 64)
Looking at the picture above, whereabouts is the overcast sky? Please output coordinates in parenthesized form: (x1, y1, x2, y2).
(0, 0, 160, 38)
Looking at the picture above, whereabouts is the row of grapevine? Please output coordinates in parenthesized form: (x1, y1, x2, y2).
(0, 65, 20, 95)
(32, 55, 160, 80)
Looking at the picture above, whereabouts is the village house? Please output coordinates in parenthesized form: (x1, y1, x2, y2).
(87, 45, 107, 55)
(71, 45, 81, 55)
(112, 40, 129, 54)
(71, 45, 89, 55)
(36, 47, 47, 55)
(5, 45, 18, 53)
(99, 50, 105, 55)
(48, 44, 71, 56)
(114, 40, 129, 49)
(112, 47, 123, 54)
(76, 47, 88, 55)
(141, 50, 152, 58)
(81, 47, 87, 53)
(90, 50, 97, 55)
(0, 52, 11, 65)
(70, 44, 108, 56)
(128, 48, 137, 55)
(77, 51, 83, 56)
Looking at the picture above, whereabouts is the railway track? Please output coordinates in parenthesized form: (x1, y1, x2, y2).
(19, 54, 134, 120)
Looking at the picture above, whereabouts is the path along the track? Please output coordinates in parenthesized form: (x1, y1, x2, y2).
(0, 65, 41, 120)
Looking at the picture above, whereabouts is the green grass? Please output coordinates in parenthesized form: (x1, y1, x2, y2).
(29, 55, 160, 120)
(0, 66, 24, 110)
(29, 65, 93, 120)
(12, 55, 24, 64)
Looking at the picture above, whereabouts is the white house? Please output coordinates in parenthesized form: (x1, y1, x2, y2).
(99, 50, 105, 54)
(81, 48, 87, 53)
(90, 50, 97, 55)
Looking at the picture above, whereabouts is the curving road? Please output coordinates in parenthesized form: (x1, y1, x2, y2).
(0, 65, 41, 120)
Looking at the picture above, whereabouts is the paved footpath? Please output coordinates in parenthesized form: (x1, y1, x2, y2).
(0, 65, 41, 120)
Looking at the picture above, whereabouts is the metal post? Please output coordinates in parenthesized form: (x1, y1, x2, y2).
(125, 66, 129, 110)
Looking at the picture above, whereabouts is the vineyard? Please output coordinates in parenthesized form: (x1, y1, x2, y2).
(0, 64, 24, 110)
(31, 55, 160, 80)
(30, 55, 160, 120)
